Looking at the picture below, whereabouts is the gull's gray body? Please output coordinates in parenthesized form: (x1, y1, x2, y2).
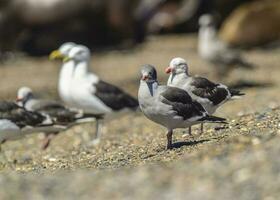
(138, 81, 203, 130)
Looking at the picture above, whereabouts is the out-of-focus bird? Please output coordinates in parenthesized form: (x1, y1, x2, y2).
(49, 42, 77, 107)
(165, 57, 244, 134)
(0, 100, 65, 150)
(198, 14, 255, 77)
(138, 64, 226, 149)
(60, 45, 139, 143)
(16, 87, 97, 149)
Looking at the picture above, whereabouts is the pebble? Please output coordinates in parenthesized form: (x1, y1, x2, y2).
(252, 138, 261, 145)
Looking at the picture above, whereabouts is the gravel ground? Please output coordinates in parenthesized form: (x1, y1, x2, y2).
(0, 35, 279, 200)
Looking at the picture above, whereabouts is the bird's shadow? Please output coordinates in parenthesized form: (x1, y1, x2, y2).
(171, 139, 210, 149)
(228, 80, 273, 90)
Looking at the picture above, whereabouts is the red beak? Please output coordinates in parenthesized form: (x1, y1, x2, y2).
(165, 67, 172, 74)
(16, 97, 22, 102)
(141, 75, 148, 80)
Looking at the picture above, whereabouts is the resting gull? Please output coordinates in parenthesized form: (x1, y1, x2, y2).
(16, 86, 98, 149)
(0, 101, 65, 150)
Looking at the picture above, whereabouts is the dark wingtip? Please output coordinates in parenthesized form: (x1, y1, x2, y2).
(229, 88, 245, 97)
(199, 115, 227, 124)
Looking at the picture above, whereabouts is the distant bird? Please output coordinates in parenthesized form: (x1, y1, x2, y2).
(16, 87, 97, 149)
(165, 57, 244, 134)
(198, 14, 254, 76)
(138, 64, 226, 149)
(60, 45, 139, 142)
(0, 101, 65, 150)
(49, 42, 77, 107)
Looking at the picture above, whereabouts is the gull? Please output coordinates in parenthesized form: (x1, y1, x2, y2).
(165, 57, 244, 134)
(16, 86, 98, 149)
(138, 64, 226, 149)
(198, 14, 254, 76)
(0, 101, 65, 150)
(62, 45, 139, 142)
(49, 42, 77, 107)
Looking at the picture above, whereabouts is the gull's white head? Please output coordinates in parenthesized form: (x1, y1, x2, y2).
(199, 14, 215, 27)
(49, 42, 76, 60)
(165, 57, 189, 75)
(66, 45, 91, 63)
(16, 87, 34, 106)
(59, 42, 77, 56)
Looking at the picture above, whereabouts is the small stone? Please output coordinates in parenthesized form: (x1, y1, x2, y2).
(48, 158, 57, 162)
(252, 138, 261, 145)
(233, 168, 251, 183)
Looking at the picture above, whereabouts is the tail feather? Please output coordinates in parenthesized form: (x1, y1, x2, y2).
(236, 59, 255, 70)
(229, 88, 245, 98)
(199, 115, 227, 124)
(125, 95, 139, 110)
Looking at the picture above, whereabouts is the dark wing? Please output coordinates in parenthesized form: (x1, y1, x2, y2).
(31, 100, 65, 112)
(32, 100, 79, 124)
(160, 87, 206, 120)
(0, 101, 47, 128)
(191, 77, 229, 105)
(94, 80, 138, 111)
(214, 48, 255, 69)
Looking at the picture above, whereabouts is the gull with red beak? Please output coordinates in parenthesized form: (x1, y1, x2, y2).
(166, 57, 244, 134)
(0, 101, 66, 151)
(16, 87, 98, 149)
(138, 64, 226, 149)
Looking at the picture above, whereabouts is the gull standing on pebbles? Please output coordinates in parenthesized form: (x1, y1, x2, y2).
(138, 64, 226, 149)
(0, 101, 65, 150)
(165, 57, 244, 134)
(198, 14, 254, 76)
(16, 87, 98, 149)
(62, 45, 139, 143)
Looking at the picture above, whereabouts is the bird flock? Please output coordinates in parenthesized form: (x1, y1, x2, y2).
(0, 14, 251, 152)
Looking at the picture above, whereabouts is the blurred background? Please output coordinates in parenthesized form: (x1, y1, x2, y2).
(0, 0, 279, 57)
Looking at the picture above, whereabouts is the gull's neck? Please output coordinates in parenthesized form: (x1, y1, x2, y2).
(140, 80, 158, 97)
(198, 26, 218, 48)
(60, 61, 75, 78)
(73, 60, 90, 78)
(167, 72, 189, 86)
(58, 61, 75, 104)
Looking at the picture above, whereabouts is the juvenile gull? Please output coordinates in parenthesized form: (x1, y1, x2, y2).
(0, 101, 65, 149)
(138, 64, 226, 149)
(16, 87, 98, 149)
(166, 57, 243, 134)
(62, 45, 139, 142)
(198, 14, 254, 76)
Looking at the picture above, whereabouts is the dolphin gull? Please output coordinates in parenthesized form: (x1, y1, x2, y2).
(138, 64, 226, 149)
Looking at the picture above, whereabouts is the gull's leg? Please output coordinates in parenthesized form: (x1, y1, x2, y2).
(95, 118, 102, 140)
(189, 126, 192, 136)
(41, 133, 56, 150)
(0, 140, 10, 167)
(166, 130, 173, 150)
(89, 118, 102, 145)
(200, 123, 204, 135)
